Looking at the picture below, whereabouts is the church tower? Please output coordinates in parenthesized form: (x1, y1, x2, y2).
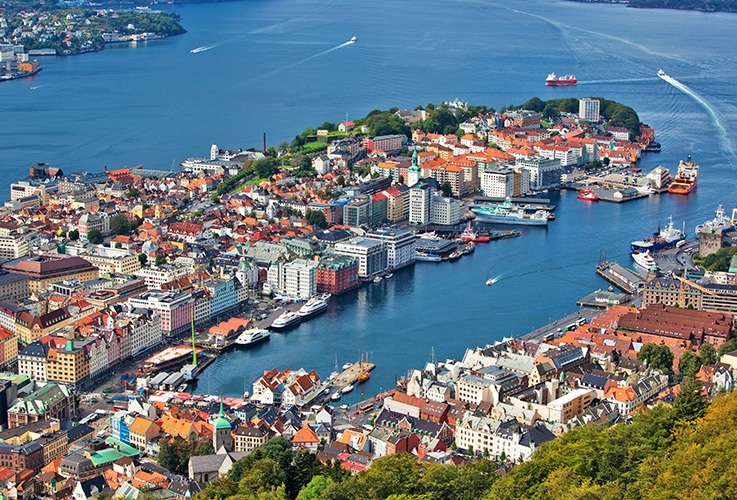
(408, 148, 421, 187)
(212, 399, 233, 452)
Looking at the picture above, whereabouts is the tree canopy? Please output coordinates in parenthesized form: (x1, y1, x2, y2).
(637, 343, 674, 374)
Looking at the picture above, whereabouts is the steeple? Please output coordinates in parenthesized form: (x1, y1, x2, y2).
(407, 147, 421, 187)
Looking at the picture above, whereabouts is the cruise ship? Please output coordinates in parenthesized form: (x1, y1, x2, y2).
(630, 216, 686, 253)
(470, 199, 549, 226)
(297, 295, 330, 319)
(235, 328, 271, 347)
(667, 156, 699, 195)
(695, 205, 734, 235)
(271, 311, 301, 331)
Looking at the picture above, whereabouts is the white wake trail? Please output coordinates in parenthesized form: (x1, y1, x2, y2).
(657, 70, 733, 156)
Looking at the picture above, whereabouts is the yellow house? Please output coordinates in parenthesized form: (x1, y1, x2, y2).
(16, 309, 71, 345)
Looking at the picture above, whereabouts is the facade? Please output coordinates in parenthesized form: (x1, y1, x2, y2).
(46, 339, 91, 388)
(430, 196, 461, 226)
(0, 327, 17, 370)
(316, 255, 359, 294)
(81, 250, 140, 275)
(205, 278, 238, 321)
(409, 182, 433, 225)
(128, 292, 194, 337)
(343, 196, 372, 227)
(515, 156, 562, 191)
(366, 228, 416, 270)
(335, 238, 388, 278)
(78, 213, 110, 238)
(18, 341, 48, 383)
(234, 425, 269, 453)
(0, 235, 29, 262)
(0, 274, 29, 303)
(367, 134, 405, 153)
(3, 255, 99, 294)
(128, 417, 160, 451)
(16, 308, 71, 345)
(578, 98, 601, 122)
(7, 383, 74, 428)
(282, 260, 318, 300)
(482, 168, 514, 198)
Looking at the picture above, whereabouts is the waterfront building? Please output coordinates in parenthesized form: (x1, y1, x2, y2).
(316, 255, 359, 294)
(127, 291, 194, 337)
(515, 156, 562, 191)
(343, 195, 372, 227)
(366, 228, 416, 270)
(3, 255, 99, 294)
(204, 277, 239, 321)
(481, 168, 514, 198)
(382, 187, 408, 222)
(119, 309, 162, 358)
(9, 181, 47, 204)
(578, 98, 601, 122)
(282, 259, 318, 300)
(408, 181, 433, 225)
(641, 275, 700, 309)
(335, 238, 388, 278)
(430, 195, 461, 226)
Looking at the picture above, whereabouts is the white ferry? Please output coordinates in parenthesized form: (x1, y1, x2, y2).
(235, 328, 271, 347)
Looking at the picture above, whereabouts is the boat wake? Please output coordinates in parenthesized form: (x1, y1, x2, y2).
(578, 77, 659, 85)
(190, 42, 224, 54)
(266, 38, 355, 75)
(657, 70, 733, 155)
(30, 85, 43, 90)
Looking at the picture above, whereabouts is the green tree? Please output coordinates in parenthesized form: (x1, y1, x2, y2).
(305, 209, 328, 229)
(210, 193, 220, 204)
(68, 229, 79, 241)
(238, 458, 286, 496)
(678, 350, 702, 378)
(288, 451, 322, 498)
(158, 439, 192, 475)
(718, 338, 737, 356)
(128, 186, 140, 199)
(673, 376, 706, 421)
(297, 475, 333, 500)
(193, 441, 214, 457)
(155, 254, 167, 267)
(637, 343, 674, 374)
(87, 229, 103, 245)
(698, 343, 718, 365)
(440, 181, 453, 197)
(138, 253, 148, 267)
(110, 213, 132, 235)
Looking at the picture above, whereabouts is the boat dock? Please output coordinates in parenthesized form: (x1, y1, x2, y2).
(595, 261, 647, 294)
(576, 289, 631, 308)
(331, 360, 376, 392)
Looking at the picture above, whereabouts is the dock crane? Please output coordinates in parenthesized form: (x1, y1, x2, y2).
(673, 274, 718, 308)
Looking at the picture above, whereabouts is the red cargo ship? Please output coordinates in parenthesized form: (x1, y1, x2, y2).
(545, 73, 577, 86)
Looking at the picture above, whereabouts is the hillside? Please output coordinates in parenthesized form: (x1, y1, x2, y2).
(194, 389, 737, 499)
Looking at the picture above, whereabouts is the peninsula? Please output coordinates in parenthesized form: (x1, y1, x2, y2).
(0, 96, 734, 499)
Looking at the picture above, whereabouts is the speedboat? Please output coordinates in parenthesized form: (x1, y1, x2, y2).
(350, 36, 357, 42)
(341, 384, 354, 394)
(235, 328, 271, 346)
(331, 392, 342, 401)
(486, 278, 494, 286)
(373, 275, 383, 283)
(342, 362, 353, 370)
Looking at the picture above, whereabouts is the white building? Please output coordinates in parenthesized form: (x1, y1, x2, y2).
(123, 310, 163, 358)
(135, 264, 191, 289)
(408, 182, 433, 225)
(481, 169, 514, 198)
(0, 235, 29, 262)
(430, 196, 461, 226)
(365, 228, 416, 270)
(283, 259, 318, 299)
(578, 98, 601, 122)
(515, 156, 562, 191)
(335, 237, 388, 278)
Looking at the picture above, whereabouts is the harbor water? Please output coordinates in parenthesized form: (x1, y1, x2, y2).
(1, 0, 736, 399)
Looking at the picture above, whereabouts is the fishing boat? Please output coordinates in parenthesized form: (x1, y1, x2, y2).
(357, 371, 370, 383)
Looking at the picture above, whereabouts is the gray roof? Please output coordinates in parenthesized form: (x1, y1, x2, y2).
(189, 454, 226, 474)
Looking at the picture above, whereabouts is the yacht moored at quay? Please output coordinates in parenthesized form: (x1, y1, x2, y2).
(235, 328, 271, 347)
(297, 294, 330, 319)
(270, 311, 301, 331)
(470, 198, 550, 226)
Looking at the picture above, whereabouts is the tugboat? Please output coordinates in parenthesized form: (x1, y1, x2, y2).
(577, 188, 599, 201)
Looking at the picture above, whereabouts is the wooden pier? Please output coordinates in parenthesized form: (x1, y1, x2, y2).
(331, 359, 376, 391)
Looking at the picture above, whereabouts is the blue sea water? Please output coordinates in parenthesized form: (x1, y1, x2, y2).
(2, 0, 737, 399)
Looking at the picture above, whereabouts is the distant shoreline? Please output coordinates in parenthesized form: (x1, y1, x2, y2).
(565, 0, 737, 13)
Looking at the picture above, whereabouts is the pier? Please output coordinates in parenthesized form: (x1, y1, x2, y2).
(595, 261, 647, 294)
(329, 359, 376, 395)
(576, 289, 630, 308)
